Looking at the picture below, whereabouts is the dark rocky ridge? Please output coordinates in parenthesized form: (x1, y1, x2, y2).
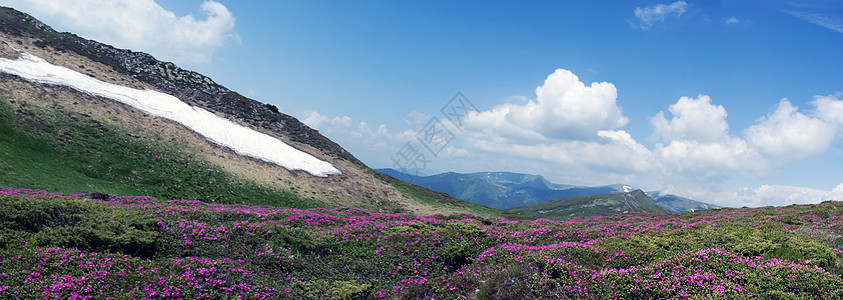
(0, 6, 362, 166)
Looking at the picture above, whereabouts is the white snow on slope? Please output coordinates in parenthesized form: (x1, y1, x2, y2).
(0, 53, 341, 177)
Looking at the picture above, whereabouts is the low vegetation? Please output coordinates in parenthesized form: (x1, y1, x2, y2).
(0, 98, 322, 208)
(1, 187, 842, 299)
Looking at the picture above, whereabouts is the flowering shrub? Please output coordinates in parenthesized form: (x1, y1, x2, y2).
(1, 187, 842, 299)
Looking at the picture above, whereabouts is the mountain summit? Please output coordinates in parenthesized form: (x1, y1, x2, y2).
(508, 189, 667, 220)
(0, 7, 506, 217)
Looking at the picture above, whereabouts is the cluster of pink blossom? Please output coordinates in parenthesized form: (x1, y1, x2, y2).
(2, 187, 842, 298)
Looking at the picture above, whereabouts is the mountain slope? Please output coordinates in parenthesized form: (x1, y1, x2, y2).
(507, 189, 667, 220)
(376, 168, 626, 209)
(0, 7, 509, 217)
(648, 192, 722, 214)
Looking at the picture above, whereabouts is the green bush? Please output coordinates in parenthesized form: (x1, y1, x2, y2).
(290, 279, 371, 300)
(0, 194, 160, 257)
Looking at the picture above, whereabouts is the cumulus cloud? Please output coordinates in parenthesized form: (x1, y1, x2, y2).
(813, 93, 843, 127)
(745, 99, 836, 161)
(465, 68, 628, 142)
(461, 72, 804, 186)
(302, 111, 352, 130)
(633, 1, 687, 29)
(650, 95, 729, 143)
(664, 183, 843, 208)
(824, 183, 843, 201)
(655, 138, 769, 180)
(725, 184, 839, 207)
(451, 68, 648, 181)
(648, 94, 769, 180)
(461, 130, 654, 183)
(0, 0, 238, 65)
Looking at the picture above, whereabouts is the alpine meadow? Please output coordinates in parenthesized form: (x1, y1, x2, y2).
(1, 1, 843, 299)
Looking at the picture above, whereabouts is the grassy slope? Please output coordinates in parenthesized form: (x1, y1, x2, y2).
(508, 190, 667, 220)
(0, 98, 323, 208)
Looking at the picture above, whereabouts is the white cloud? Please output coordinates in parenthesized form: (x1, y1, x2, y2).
(813, 93, 843, 127)
(785, 10, 843, 34)
(726, 184, 837, 207)
(464, 68, 628, 142)
(302, 111, 352, 130)
(663, 183, 843, 208)
(300, 110, 420, 165)
(724, 16, 752, 26)
(650, 94, 729, 143)
(824, 183, 843, 201)
(403, 110, 430, 127)
(449, 69, 646, 182)
(0, 0, 238, 66)
(633, 1, 688, 30)
(464, 130, 653, 176)
(655, 138, 769, 180)
(745, 99, 836, 161)
(649, 95, 769, 180)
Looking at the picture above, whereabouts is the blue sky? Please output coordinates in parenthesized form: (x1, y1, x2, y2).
(2, 0, 843, 207)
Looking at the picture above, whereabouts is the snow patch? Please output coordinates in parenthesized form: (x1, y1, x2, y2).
(0, 53, 341, 177)
(622, 185, 633, 193)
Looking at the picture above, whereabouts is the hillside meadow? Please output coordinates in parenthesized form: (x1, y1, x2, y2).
(1, 187, 842, 299)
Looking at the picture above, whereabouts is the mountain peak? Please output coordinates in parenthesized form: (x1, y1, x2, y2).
(507, 189, 666, 220)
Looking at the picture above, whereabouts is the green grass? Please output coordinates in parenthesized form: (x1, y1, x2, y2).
(0, 98, 323, 208)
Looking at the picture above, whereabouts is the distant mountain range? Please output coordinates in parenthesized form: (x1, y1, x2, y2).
(377, 169, 628, 209)
(377, 168, 721, 214)
(508, 189, 667, 220)
(647, 191, 722, 214)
